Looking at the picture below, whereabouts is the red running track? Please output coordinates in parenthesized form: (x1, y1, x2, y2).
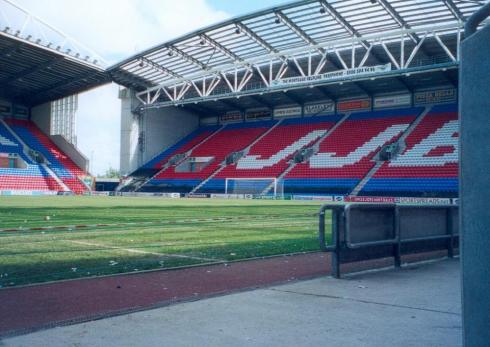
(0, 251, 449, 337)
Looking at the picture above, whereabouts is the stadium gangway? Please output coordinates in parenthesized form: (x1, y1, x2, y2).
(318, 203, 458, 278)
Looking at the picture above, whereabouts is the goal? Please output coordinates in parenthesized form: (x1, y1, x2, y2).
(225, 178, 283, 197)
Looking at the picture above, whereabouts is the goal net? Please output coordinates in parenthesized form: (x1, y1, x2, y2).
(225, 178, 283, 197)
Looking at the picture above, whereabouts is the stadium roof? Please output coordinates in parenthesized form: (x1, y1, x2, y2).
(0, 0, 110, 106)
(108, 0, 487, 114)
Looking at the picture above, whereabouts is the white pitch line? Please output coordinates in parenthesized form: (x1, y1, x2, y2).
(67, 240, 221, 263)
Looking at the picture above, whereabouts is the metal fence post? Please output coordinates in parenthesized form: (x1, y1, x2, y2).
(394, 206, 402, 268)
(447, 207, 454, 258)
(331, 209, 341, 279)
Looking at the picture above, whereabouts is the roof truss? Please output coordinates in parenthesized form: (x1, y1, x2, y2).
(106, 0, 486, 110)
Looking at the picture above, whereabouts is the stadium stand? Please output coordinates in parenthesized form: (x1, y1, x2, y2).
(361, 104, 459, 197)
(209, 115, 343, 194)
(143, 126, 221, 170)
(144, 121, 276, 192)
(135, 105, 461, 197)
(284, 107, 424, 195)
(5, 119, 88, 194)
(0, 121, 62, 191)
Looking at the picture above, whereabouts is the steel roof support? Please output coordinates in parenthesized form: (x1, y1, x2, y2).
(319, 0, 368, 50)
(168, 46, 208, 71)
(110, 70, 153, 89)
(135, 23, 463, 105)
(235, 22, 276, 54)
(274, 10, 325, 55)
(28, 70, 101, 101)
(0, 42, 23, 59)
(199, 33, 243, 63)
(442, 0, 466, 22)
(140, 57, 182, 79)
(0, 56, 63, 85)
(318, 1, 411, 93)
(376, 0, 420, 43)
(274, 11, 369, 95)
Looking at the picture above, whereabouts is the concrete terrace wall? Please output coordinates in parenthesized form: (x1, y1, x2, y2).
(31, 102, 51, 135)
(119, 89, 199, 175)
(50, 135, 89, 173)
(141, 107, 199, 166)
(119, 90, 140, 175)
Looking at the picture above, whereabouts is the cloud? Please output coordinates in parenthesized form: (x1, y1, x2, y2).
(77, 83, 121, 176)
(13, 0, 230, 175)
(15, 0, 229, 63)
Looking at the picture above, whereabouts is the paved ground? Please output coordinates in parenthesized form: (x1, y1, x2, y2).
(2, 258, 461, 347)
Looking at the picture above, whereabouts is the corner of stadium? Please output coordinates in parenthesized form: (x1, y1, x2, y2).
(1, 0, 489, 345)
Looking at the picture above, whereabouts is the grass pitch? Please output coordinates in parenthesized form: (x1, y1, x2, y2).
(0, 196, 329, 287)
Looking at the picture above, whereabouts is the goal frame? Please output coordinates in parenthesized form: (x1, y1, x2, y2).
(224, 177, 280, 196)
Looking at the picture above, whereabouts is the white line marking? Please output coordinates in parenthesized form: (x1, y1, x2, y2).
(67, 240, 221, 263)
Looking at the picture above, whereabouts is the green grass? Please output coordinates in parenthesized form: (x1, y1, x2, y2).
(0, 196, 331, 287)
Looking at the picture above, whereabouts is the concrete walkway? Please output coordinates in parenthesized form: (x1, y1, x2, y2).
(2, 259, 461, 347)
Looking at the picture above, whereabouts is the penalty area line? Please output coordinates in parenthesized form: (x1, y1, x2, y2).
(66, 240, 223, 263)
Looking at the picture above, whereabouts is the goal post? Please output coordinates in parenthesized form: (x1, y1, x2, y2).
(225, 177, 283, 197)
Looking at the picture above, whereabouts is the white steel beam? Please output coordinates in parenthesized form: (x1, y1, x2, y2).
(199, 33, 243, 63)
(136, 23, 463, 103)
(140, 57, 182, 79)
(442, 0, 466, 22)
(377, 0, 420, 43)
(275, 10, 325, 55)
(168, 46, 208, 71)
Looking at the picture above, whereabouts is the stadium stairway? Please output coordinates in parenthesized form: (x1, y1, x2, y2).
(5, 119, 89, 194)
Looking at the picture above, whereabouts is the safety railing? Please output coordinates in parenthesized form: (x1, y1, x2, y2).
(319, 203, 458, 278)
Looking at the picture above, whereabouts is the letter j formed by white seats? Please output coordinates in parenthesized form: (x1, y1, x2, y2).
(309, 123, 410, 168)
(236, 129, 327, 169)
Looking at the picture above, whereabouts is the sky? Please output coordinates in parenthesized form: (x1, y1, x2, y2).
(14, 0, 286, 175)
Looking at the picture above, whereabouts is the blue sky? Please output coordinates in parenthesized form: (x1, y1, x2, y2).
(15, 0, 290, 175)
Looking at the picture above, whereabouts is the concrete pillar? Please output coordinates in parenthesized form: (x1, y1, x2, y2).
(460, 23, 490, 347)
(119, 89, 140, 175)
